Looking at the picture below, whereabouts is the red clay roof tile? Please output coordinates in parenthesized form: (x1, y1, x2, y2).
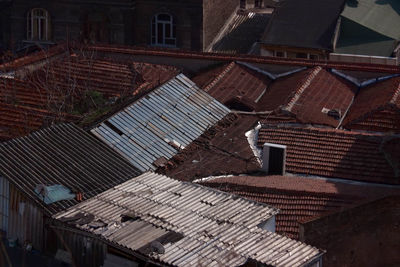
(258, 125, 400, 184)
(343, 77, 400, 132)
(87, 44, 400, 74)
(1, 55, 179, 141)
(256, 67, 357, 127)
(192, 62, 271, 109)
(157, 114, 262, 181)
(201, 175, 400, 239)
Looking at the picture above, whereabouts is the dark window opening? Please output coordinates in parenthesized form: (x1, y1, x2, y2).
(104, 121, 124, 136)
(225, 97, 254, 112)
(268, 147, 284, 175)
(296, 53, 307, 59)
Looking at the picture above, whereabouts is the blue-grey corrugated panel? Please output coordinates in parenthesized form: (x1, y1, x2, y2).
(92, 74, 230, 171)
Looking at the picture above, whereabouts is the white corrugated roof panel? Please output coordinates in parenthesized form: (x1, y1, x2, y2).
(55, 172, 323, 267)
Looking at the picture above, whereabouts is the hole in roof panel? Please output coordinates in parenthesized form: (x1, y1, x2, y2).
(104, 121, 124, 136)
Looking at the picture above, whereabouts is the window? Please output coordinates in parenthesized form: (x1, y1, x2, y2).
(275, 51, 285, 57)
(296, 53, 308, 59)
(309, 54, 319, 60)
(27, 8, 50, 41)
(255, 0, 262, 8)
(240, 0, 246, 8)
(151, 14, 176, 47)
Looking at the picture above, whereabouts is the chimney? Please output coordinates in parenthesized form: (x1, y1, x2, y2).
(262, 143, 286, 175)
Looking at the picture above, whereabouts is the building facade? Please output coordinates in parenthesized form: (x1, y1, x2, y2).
(0, 0, 238, 52)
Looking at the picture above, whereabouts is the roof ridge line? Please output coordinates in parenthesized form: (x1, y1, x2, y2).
(203, 62, 236, 92)
(390, 81, 400, 104)
(284, 66, 322, 112)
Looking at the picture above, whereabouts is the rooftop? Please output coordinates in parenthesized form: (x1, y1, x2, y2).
(341, 0, 400, 40)
(158, 113, 262, 181)
(54, 172, 324, 267)
(261, 0, 346, 50)
(90, 74, 230, 172)
(257, 67, 357, 127)
(200, 62, 271, 110)
(0, 53, 179, 141)
(0, 123, 141, 215)
(343, 76, 400, 132)
(258, 125, 400, 185)
(209, 11, 271, 54)
(27, 54, 179, 98)
(201, 175, 400, 239)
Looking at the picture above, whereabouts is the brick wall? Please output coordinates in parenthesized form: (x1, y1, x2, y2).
(300, 196, 400, 267)
(203, 0, 238, 50)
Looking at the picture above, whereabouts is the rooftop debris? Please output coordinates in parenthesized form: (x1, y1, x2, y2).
(54, 172, 324, 267)
(91, 74, 230, 172)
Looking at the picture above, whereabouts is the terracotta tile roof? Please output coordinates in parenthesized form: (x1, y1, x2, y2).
(191, 63, 230, 88)
(343, 76, 400, 132)
(256, 67, 357, 127)
(0, 104, 78, 141)
(258, 125, 400, 184)
(0, 55, 179, 141)
(198, 62, 271, 109)
(201, 175, 400, 239)
(0, 43, 67, 71)
(87, 44, 400, 73)
(0, 78, 80, 141)
(287, 68, 357, 127)
(256, 68, 314, 111)
(27, 55, 179, 98)
(157, 114, 262, 181)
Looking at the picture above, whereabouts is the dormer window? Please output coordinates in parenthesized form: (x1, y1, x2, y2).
(151, 13, 176, 47)
(27, 8, 50, 41)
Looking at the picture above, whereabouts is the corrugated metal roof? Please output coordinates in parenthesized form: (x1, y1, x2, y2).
(341, 0, 400, 40)
(91, 74, 230, 172)
(0, 123, 141, 215)
(55, 172, 323, 267)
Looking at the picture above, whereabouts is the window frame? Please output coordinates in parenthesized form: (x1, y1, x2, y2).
(27, 8, 50, 41)
(151, 13, 176, 47)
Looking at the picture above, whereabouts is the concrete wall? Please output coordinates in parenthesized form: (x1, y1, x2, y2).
(300, 196, 400, 267)
(203, 0, 238, 50)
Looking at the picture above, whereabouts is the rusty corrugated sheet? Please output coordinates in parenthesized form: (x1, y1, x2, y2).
(55, 172, 323, 267)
